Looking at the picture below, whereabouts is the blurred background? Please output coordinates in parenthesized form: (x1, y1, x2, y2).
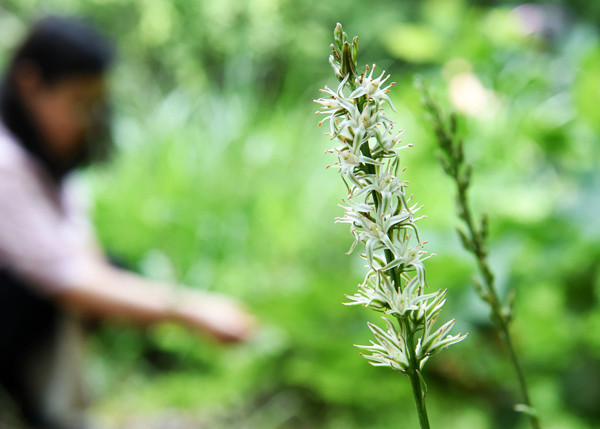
(1, 0, 599, 428)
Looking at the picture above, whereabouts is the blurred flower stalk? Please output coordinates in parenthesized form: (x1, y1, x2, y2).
(315, 24, 466, 429)
(418, 82, 542, 429)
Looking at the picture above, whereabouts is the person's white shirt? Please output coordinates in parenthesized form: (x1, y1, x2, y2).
(0, 119, 103, 296)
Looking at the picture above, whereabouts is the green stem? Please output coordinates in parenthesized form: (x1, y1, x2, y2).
(458, 186, 541, 429)
(404, 320, 431, 429)
(386, 255, 430, 428)
(501, 322, 540, 429)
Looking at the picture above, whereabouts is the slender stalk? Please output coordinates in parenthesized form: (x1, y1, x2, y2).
(387, 258, 431, 428)
(460, 181, 540, 429)
(502, 323, 537, 427)
(404, 320, 431, 429)
(419, 82, 541, 429)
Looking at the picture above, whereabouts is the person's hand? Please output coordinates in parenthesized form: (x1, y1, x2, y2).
(173, 290, 257, 343)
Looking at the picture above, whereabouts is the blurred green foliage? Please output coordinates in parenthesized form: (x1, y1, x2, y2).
(2, 0, 600, 428)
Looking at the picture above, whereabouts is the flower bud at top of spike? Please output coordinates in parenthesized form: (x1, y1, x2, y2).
(334, 23, 345, 47)
(352, 36, 359, 63)
(330, 43, 341, 62)
(341, 41, 358, 82)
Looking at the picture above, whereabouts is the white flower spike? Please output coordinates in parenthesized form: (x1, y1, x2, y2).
(316, 23, 467, 428)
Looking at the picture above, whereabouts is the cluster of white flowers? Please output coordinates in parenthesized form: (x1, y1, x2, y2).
(315, 24, 466, 376)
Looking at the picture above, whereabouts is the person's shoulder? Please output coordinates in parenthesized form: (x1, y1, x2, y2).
(0, 123, 34, 178)
(0, 123, 26, 168)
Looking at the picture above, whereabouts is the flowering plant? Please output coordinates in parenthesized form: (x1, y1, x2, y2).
(315, 24, 466, 428)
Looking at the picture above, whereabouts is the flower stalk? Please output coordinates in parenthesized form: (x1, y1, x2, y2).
(418, 80, 541, 429)
(315, 24, 466, 428)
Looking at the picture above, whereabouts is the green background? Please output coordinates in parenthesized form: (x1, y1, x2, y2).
(1, 0, 599, 427)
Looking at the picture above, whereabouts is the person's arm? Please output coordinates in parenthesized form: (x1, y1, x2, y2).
(54, 261, 255, 342)
(0, 159, 255, 343)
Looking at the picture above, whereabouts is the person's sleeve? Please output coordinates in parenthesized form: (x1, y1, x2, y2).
(0, 164, 103, 295)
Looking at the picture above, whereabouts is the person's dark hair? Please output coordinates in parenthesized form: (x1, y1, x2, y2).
(0, 15, 116, 182)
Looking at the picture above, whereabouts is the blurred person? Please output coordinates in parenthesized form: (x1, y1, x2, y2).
(0, 15, 255, 429)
